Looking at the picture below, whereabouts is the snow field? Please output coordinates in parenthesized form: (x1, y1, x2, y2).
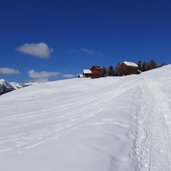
(0, 65, 171, 171)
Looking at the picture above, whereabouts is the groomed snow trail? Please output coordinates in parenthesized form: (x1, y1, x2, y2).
(134, 77, 171, 171)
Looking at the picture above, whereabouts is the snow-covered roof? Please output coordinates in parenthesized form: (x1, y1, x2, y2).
(83, 69, 92, 74)
(123, 61, 138, 67)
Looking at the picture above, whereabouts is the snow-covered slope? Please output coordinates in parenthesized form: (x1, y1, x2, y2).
(0, 65, 171, 171)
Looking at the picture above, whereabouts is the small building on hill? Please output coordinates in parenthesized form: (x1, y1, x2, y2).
(83, 69, 92, 77)
(91, 66, 107, 78)
(116, 61, 139, 76)
(78, 74, 84, 78)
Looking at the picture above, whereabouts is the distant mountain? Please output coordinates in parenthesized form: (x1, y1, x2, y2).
(0, 79, 15, 95)
(10, 82, 23, 90)
(0, 79, 36, 95)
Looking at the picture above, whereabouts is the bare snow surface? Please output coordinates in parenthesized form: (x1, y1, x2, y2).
(1, 65, 171, 171)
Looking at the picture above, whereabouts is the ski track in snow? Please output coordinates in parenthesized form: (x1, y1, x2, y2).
(0, 65, 171, 171)
(134, 77, 171, 171)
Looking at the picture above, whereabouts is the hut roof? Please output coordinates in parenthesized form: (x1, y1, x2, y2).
(123, 61, 138, 67)
(91, 66, 105, 69)
(83, 69, 92, 74)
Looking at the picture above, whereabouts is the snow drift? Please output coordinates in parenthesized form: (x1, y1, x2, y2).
(0, 65, 171, 171)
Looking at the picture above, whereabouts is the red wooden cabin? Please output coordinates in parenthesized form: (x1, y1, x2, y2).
(91, 66, 107, 78)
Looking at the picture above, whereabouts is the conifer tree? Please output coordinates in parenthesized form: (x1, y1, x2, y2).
(108, 66, 114, 76)
(137, 60, 143, 71)
(142, 61, 148, 71)
(148, 59, 157, 70)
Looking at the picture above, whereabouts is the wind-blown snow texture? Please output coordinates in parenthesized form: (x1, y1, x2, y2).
(0, 65, 171, 171)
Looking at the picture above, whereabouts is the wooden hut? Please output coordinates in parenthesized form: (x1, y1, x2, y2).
(91, 66, 107, 78)
(83, 69, 92, 77)
(116, 61, 139, 76)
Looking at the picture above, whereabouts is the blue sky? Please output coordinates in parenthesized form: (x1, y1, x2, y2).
(0, 0, 171, 82)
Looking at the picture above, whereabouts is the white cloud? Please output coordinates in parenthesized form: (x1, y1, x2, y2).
(29, 78, 49, 83)
(71, 48, 93, 55)
(28, 69, 75, 83)
(28, 70, 59, 82)
(71, 48, 104, 57)
(62, 74, 75, 78)
(0, 67, 20, 75)
(97, 50, 104, 57)
(17, 42, 53, 58)
(80, 48, 93, 55)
